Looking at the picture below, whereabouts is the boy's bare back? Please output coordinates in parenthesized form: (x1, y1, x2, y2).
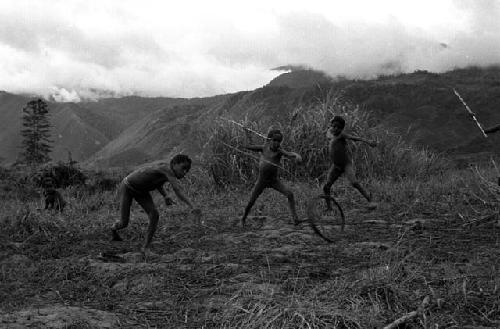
(125, 162, 174, 192)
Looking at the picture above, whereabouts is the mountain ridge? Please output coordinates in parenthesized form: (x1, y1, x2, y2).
(1, 66, 500, 167)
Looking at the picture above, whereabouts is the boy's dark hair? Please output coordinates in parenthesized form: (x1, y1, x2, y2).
(267, 129, 283, 141)
(171, 154, 192, 168)
(330, 116, 345, 129)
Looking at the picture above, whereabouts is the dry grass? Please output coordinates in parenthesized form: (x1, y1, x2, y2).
(202, 91, 447, 186)
(0, 93, 498, 327)
(0, 163, 499, 328)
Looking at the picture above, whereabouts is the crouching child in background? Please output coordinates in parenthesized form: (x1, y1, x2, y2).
(111, 154, 201, 254)
(42, 176, 66, 212)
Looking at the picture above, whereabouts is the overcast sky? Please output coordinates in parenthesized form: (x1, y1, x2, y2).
(0, 0, 499, 101)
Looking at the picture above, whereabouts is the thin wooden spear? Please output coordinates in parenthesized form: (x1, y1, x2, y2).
(218, 140, 292, 175)
(453, 88, 499, 176)
(453, 88, 487, 138)
(220, 117, 269, 139)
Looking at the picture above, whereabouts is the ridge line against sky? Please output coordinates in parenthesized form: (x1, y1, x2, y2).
(0, 0, 499, 101)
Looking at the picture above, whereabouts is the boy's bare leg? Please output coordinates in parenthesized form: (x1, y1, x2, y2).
(345, 165, 375, 207)
(271, 180, 299, 225)
(241, 181, 265, 226)
(112, 183, 133, 241)
(135, 193, 158, 250)
(322, 165, 342, 211)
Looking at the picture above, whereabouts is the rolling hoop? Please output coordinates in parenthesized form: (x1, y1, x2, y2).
(305, 195, 345, 243)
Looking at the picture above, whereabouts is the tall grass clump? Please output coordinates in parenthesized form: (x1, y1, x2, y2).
(0, 165, 41, 201)
(202, 119, 264, 186)
(31, 161, 87, 188)
(202, 89, 447, 186)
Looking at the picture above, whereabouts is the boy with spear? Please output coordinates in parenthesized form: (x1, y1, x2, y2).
(222, 119, 302, 227)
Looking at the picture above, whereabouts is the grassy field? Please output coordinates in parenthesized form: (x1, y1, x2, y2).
(0, 164, 499, 328)
(1, 95, 499, 328)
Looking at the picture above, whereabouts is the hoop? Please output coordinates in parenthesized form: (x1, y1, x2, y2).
(305, 195, 345, 243)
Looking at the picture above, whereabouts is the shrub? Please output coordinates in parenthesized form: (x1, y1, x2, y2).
(202, 89, 447, 186)
(85, 170, 121, 192)
(31, 161, 87, 188)
(0, 165, 39, 201)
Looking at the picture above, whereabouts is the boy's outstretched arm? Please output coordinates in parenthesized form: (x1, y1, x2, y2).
(166, 172, 196, 210)
(242, 144, 264, 152)
(485, 124, 500, 134)
(343, 133, 377, 147)
(157, 186, 174, 206)
(280, 149, 303, 162)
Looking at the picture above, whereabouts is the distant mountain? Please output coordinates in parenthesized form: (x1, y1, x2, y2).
(267, 69, 333, 88)
(2, 66, 500, 168)
(0, 92, 211, 164)
(86, 96, 225, 167)
(341, 67, 500, 156)
(89, 66, 500, 168)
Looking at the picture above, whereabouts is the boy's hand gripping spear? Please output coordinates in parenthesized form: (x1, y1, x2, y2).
(219, 117, 293, 175)
(453, 88, 500, 180)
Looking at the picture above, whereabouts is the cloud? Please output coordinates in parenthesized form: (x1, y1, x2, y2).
(204, 11, 452, 78)
(0, 0, 499, 100)
(50, 87, 81, 102)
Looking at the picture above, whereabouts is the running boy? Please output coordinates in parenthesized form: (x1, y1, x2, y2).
(240, 128, 302, 226)
(322, 116, 377, 210)
(111, 154, 200, 253)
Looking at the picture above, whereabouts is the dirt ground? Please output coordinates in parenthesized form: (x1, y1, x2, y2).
(1, 188, 499, 328)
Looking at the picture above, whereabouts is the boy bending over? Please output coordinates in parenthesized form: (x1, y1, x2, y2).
(111, 154, 200, 253)
(241, 128, 302, 226)
(323, 116, 377, 210)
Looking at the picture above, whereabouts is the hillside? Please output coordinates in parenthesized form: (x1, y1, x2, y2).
(2, 66, 500, 167)
(342, 68, 500, 156)
(0, 93, 214, 165)
(267, 68, 333, 88)
(0, 93, 113, 164)
(87, 67, 500, 167)
(88, 97, 225, 168)
(85, 85, 331, 167)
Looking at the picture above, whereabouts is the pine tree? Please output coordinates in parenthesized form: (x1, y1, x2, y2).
(20, 99, 52, 165)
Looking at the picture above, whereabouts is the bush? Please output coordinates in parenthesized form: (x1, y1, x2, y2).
(0, 165, 39, 201)
(83, 170, 122, 194)
(31, 161, 87, 188)
(202, 90, 447, 186)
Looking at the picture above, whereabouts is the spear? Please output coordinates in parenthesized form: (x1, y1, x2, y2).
(220, 117, 269, 139)
(453, 88, 487, 138)
(218, 140, 292, 175)
(218, 117, 295, 175)
(453, 88, 500, 178)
